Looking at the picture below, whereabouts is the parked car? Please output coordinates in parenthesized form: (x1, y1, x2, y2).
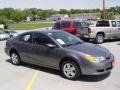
(0, 24, 4, 30)
(5, 30, 115, 80)
(53, 20, 89, 40)
(79, 20, 120, 44)
(4, 30, 18, 39)
(0, 31, 9, 40)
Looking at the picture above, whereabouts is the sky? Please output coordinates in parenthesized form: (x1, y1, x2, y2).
(0, 0, 120, 10)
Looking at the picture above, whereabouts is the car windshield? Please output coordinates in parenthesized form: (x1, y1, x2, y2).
(8, 30, 16, 33)
(96, 21, 110, 27)
(74, 22, 88, 28)
(48, 31, 83, 47)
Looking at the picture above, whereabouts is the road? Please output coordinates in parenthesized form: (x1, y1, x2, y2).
(0, 40, 120, 90)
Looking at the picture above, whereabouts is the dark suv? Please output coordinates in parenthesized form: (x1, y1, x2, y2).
(53, 20, 89, 39)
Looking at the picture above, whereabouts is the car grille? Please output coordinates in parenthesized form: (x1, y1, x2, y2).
(101, 55, 111, 63)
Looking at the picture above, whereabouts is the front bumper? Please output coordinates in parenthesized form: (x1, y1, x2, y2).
(80, 56, 115, 75)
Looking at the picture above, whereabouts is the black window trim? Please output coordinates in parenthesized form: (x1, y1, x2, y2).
(32, 32, 55, 45)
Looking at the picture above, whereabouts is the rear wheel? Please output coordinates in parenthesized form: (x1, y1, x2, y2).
(95, 34, 104, 44)
(11, 52, 21, 65)
(61, 61, 80, 80)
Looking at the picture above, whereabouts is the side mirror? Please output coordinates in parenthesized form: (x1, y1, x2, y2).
(46, 44, 56, 48)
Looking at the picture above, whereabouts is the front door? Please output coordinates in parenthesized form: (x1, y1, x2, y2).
(30, 33, 57, 67)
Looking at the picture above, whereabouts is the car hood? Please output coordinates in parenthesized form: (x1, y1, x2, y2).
(65, 42, 111, 58)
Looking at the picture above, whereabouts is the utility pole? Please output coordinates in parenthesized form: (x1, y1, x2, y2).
(103, 0, 106, 20)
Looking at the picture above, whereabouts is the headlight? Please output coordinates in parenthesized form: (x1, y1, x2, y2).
(85, 55, 106, 63)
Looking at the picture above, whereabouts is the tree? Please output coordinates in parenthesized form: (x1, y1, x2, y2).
(59, 9, 69, 14)
(0, 8, 14, 20)
(106, 12, 115, 20)
(11, 9, 23, 23)
(0, 15, 8, 29)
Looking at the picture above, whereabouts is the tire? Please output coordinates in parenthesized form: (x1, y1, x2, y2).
(61, 61, 80, 80)
(10, 52, 21, 65)
(95, 34, 104, 44)
(83, 38, 90, 42)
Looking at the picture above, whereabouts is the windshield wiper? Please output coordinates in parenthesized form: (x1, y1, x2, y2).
(63, 44, 73, 47)
(63, 42, 82, 47)
(73, 42, 82, 45)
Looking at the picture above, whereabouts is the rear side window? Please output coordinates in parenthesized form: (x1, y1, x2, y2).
(117, 21, 120, 27)
(54, 22, 60, 29)
(33, 33, 54, 45)
(96, 21, 110, 27)
(20, 33, 32, 43)
(61, 21, 70, 29)
(111, 21, 117, 27)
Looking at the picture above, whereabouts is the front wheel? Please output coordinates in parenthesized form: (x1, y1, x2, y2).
(83, 38, 90, 42)
(61, 61, 80, 80)
(95, 34, 104, 44)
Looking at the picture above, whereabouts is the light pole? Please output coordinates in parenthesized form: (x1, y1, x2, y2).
(103, 0, 106, 20)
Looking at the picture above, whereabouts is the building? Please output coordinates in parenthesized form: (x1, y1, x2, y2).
(26, 16, 31, 22)
(114, 14, 120, 20)
(48, 14, 69, 21)
(0, 24, 4, 30)
(70, 13, 101, 21)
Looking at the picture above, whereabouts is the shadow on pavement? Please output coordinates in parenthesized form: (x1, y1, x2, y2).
(87, 39, 120, 44)
(78, 72, 111, 82)
(104, 39, 120, 43)
(6, 59, 111, 82)
(117, 43, 120, 45)
(6, 59, 60, 76)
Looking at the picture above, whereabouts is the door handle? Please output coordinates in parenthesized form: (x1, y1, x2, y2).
(118, 28, 120, 30)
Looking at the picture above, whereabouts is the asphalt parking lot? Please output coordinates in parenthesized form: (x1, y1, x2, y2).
(0, 39, 120, 90)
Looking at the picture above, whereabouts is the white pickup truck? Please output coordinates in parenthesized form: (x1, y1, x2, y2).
(79, 20, 120, 44)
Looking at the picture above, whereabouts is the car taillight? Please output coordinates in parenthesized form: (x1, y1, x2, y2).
(88, 28, 91, 33)
(112, 60, 115, 68)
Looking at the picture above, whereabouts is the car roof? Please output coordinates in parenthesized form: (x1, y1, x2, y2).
(25, 30, 61, 34)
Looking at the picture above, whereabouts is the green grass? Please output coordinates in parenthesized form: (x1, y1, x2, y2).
(8, 22, 54, 30)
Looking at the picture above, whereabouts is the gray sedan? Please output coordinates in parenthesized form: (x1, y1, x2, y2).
(5, 30, 115, 80)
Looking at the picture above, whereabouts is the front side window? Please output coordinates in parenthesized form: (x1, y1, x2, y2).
(33, 33, 54, 45)
(111, 21, 117, 27)
(61, 21, 70, 29)
(20, 33, 32, 43)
